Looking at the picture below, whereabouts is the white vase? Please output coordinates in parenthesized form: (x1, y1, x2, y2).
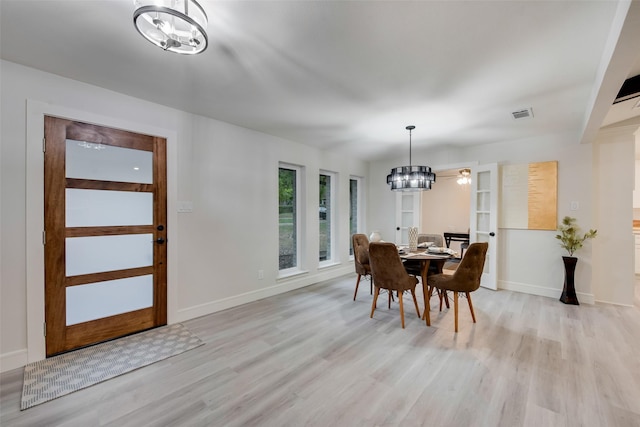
(408, 227, 418, 252)
(369, 231, 382, 242)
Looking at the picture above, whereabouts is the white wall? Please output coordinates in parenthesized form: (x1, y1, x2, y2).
(592, 123, 639, 305)
(370, 128, 638, 306)
(0, 60, 368, 372)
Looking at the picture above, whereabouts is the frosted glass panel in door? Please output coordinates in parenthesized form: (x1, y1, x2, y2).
(401, 194, 414, 210)
(476, 212, 490, 232)
(477, 170, 490, 191)
(66, 234, 154, 276)
(66, 139, 153, 183)
(66, 275, 153, 325)
(476, 233, 491, 274)
(66, 189, 153, 227)
(476, 191, 490, 212)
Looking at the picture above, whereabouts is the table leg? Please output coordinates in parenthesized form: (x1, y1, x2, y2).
(421, 260, 431, 326)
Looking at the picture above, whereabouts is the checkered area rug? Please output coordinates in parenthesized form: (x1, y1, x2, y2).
(21, 323, 203, 410)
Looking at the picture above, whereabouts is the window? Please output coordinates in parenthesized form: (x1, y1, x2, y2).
(319, 171, 336, 264)
(349, 177, 362, 256)
(279, 164, 302, 272)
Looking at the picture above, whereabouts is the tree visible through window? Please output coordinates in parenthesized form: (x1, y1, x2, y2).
(279, 167, 297, 270)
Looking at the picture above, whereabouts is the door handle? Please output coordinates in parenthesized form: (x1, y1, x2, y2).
(155, 237, 166, 244)
(489, 232, 495, 237)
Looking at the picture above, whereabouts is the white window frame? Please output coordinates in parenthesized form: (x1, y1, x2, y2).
(349, 176, 363, 258)
(279, 163, 304, 276)
(319, 170, 338, 267)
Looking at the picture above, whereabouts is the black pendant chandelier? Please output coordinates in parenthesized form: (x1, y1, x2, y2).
(386, 126, 436, 191)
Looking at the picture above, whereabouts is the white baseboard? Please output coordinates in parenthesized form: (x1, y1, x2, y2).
(176, 266, 353, 322)
(499, 280, 595, 305)
(0, 349, 28, 373)
(593, 298, 634, 307)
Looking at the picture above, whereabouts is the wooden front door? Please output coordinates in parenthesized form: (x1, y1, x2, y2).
(44, 116, 167, 356)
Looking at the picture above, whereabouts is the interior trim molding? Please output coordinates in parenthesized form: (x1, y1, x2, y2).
(0, 349, 28, 373)
(498, 279, 595, 305)
(25, 99, 179, 366)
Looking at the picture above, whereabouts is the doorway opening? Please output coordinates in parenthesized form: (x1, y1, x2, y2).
(419, 167, 472, 256)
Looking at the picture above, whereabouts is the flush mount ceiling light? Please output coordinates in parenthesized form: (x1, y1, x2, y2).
(386, 126, 436, 191)
(133, 0, 208, 54)
(457, 168, 472, 185)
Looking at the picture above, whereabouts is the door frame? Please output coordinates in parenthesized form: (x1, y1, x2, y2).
(26, 100, 178, 364)
(470, 163, 499, 290)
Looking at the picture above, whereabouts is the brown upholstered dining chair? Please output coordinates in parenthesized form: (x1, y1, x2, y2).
(352, 234, 372, 300)
(368, 242, 421, 328)
(428, 242, 488, 332)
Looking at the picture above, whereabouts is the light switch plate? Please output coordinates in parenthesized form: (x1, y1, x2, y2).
(178, 201, 193, 213)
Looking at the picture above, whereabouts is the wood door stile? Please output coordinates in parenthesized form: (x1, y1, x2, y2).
(44, 116, 167, 357)
(44, 117, 69, 356)
(153, 137, 167, 325)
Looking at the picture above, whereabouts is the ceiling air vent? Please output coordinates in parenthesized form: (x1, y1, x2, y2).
(512, 108, 534, 120)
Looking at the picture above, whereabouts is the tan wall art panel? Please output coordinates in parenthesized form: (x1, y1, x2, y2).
(499, 161, 557, 230)
(527, 161, 557, 230)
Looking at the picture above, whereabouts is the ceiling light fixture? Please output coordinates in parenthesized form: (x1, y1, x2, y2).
(133, 0, 208, 55)
(457, 168, 472, 185)
(386, 126, 436, 191)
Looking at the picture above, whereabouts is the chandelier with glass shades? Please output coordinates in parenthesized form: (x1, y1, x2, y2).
(386, 126, 436, 191)
(133, 0, 208, 54)
(457, 168, 472, 185)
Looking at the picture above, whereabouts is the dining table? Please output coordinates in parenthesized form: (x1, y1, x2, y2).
(399, 249, 452, 326)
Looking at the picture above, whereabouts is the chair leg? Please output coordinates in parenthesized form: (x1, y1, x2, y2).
(410, 289, 420, 318)
(370, 287, 380, 318)
(353, 274, 362, 301)
(454, 291, 459, 333)
(466, 292, 476, 323)
(398, 290, 405, 329)
(438, 289, 444, 311)
(422, 285, 432, 326)
(370, 276, 373, 295)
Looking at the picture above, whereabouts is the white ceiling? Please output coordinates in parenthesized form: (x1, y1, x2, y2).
(2, 0, 640, 161)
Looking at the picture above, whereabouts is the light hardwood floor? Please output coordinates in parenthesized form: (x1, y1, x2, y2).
(2, 274, 640, 427)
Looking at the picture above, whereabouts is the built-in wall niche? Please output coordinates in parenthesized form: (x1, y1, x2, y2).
(499, 161, 558, 230)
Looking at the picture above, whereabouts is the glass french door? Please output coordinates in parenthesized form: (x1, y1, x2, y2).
(395, 192, 421, 245)
(470, 163, 498, 290)
(44, 116, 167, 356)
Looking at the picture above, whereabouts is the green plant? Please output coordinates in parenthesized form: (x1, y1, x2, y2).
(555, 216, 597, 256)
